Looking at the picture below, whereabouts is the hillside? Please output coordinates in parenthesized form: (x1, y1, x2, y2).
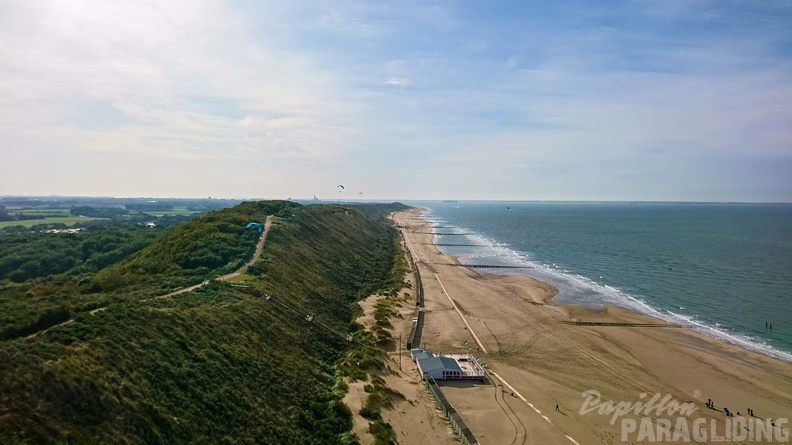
(0, 201, 409, 444)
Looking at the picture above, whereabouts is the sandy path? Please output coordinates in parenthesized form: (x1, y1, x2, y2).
(395, 209, 792, 445)
(217, 215, 274, 282)
(25, 216, 275, 339)
(24, 319, 74, 340)
(156, 215, 274, 299)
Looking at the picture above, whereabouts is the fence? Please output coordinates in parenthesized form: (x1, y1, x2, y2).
(425, 376, 481, 445)
(401, 230, 425, 350)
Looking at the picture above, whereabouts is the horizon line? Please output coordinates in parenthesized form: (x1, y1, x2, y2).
(1, 195, 791, 205)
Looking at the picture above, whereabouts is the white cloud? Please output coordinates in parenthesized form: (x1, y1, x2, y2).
(383, 77, 410, 87)
(1, 0, 789, 200)
(0, 0, 364, 165)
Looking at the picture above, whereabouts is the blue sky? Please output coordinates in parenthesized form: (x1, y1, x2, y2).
(1, 0, 790, 201)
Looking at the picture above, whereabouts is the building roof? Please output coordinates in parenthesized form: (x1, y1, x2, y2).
(411, 348, 433, 362)
(417, 356, 461, 374)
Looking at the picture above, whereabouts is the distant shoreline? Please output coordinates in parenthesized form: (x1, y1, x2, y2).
(413, 205, 792, 364)
(394, 207, 792, 443)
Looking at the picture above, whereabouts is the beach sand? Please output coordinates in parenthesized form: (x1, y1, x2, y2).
(390, 208, 792, 444)
(345, 280, 459, 444)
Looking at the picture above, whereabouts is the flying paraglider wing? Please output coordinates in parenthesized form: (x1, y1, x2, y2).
(246, 222, 263, 233)
(337, 184, 345, 193)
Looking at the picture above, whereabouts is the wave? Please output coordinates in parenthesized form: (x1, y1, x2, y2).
(424, 211, 792, 363)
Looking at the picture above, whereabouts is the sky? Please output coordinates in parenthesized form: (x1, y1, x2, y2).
(1, 0, 790, 202)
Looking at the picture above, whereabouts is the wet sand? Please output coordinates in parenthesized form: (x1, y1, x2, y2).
(392, 208, 792, 444)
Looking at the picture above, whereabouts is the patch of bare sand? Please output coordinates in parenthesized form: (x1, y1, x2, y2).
(377, 289, 458, 445)
(394, 208, 792, 445)
(345, 286, 458, 445)
(380, 367, 458, 445)
(357, 294, 380, 330)
(343, 380, 372, 444)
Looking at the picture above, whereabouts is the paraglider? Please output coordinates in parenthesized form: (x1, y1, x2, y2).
(246, 222, 263, 233)
(358, 191, 363, 197)
(337, 184, 345, 193)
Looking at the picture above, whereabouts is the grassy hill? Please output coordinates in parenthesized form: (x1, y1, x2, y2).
(0, 201, 409, 444)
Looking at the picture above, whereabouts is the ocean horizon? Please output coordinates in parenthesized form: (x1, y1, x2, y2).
(406, 200, 792, 363)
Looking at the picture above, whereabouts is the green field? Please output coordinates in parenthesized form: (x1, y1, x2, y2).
(4, 207, 72, 217)
(1, 204, 202, 229)
(145, 206, 204, 217)
(0, 216, 102, 228)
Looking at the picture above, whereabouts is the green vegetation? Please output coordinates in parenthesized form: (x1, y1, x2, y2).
(145, 206, 204, 217)
(0, 217, 103, 229)
(369, 420, 398, 445)
(0, 197, 242, 232)
(354, 295, 408, 443)
(0, 228, 159, 282)
(93, 201, 299, 292)
(0, 200, 409, 444)
(371, 296, 404, 345)
(360, 375, 402, 421)
(70, 206, 128, 218)
(336, 223, 411, 445)
(4, 207, 72, 217)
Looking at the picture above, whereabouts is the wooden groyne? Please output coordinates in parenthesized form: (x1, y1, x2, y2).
(414, 232, 473, 236)
(560, 321, 681, 328)
(441, 264, 534, 269)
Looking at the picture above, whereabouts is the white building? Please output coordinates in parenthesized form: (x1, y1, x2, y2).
(411, 349, 486, 381)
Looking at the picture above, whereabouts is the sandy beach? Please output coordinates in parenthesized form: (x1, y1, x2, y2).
(388, 208, 792, 444)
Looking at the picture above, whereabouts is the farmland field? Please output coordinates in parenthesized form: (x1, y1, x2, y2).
(143, 206, 203, 217)
(4, 207, 72, 217)
(0, 216, 102, 228)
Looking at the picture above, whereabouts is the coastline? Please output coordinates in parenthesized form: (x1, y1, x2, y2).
(394, 207, 792, 444)
(432, 208, 792, 364)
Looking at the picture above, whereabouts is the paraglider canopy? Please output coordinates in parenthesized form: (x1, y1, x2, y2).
(337, 184, 345, 193)
(246, 222, 263, 233)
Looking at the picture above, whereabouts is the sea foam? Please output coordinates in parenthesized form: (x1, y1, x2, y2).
(424, 212, 792, 363)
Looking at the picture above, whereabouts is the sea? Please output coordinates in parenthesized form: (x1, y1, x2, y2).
(404, 201, 792, 363)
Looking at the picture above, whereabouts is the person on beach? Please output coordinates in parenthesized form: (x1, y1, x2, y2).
(555, 404, 560, 412)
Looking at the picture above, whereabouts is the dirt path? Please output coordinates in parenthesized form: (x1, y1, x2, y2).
(24, 319, 74, 339)
(154, 215, 274, 299)
(217, 215, 274, 282)
(25, 216, 275, 340)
